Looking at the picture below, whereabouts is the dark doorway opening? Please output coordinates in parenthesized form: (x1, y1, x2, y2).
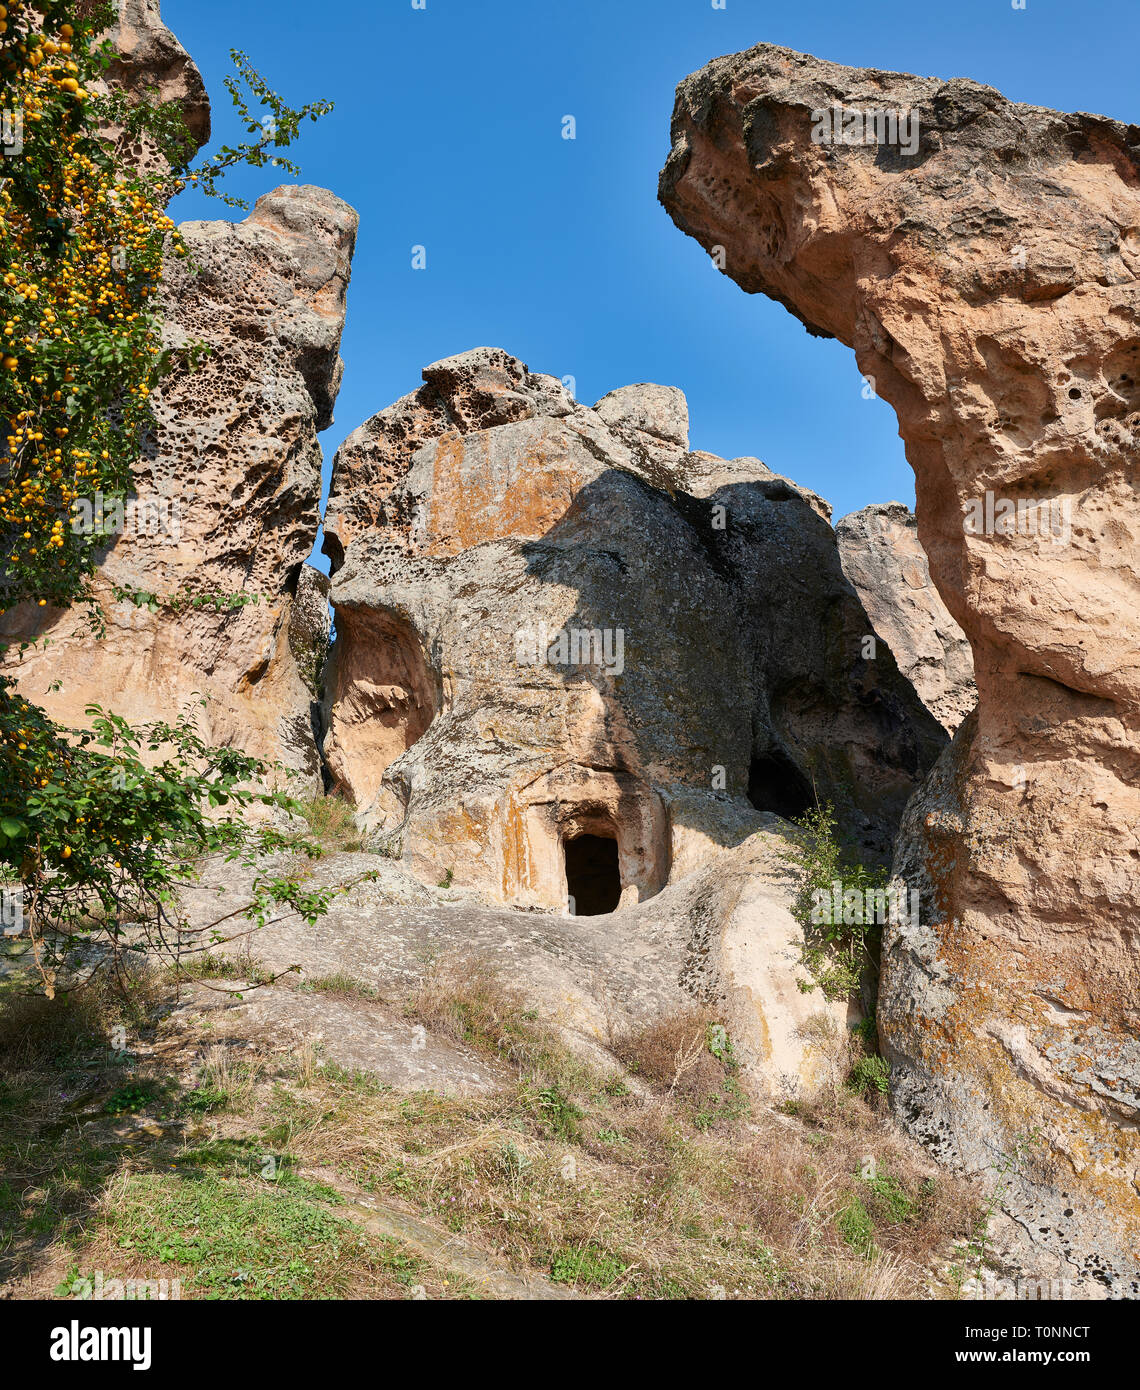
(565, 833, 622, 916)
(747, 751, 815, 821)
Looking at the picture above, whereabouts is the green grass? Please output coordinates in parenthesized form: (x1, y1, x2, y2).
(301, 972, 377, 1001)
(168, 953, 272, 985)
(838, 1194, 877, 1259)
(550, 1243, 630, 1290)
(293, 795, 363, 854)
(527, 1083, 583, 1142)
(90, 1171, 426, 1300)
(849, 1054, 890, 1097)
(102, 1081, 166, 1117)
(179, 1084, 230, 1115)
(864, 1169, 921, 1224)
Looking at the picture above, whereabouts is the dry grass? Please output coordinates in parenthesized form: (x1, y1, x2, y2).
(0, 953, 983, 1301)
(165, 951, 272, 986)
(293, 794, 363, 854)
(612, 1007, 732, 1097)
(405, 957, 583, 1086)
(194, 1045, 265, 1112)
(0, 988, 113, 1068)
(262, 970, 980, 1299)
(266, 1054, 974, 1298)
(304, 972, 378, 1001)
(0, 961, 163, 1068)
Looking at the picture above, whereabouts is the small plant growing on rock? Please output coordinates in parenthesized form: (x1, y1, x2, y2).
(964, 1128, 1044, 1290)
(782, 801, 888, 1002)
(849, 1053, 890, 1098)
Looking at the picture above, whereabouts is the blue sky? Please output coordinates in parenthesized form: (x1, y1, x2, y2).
(165, 0, 1139, 568)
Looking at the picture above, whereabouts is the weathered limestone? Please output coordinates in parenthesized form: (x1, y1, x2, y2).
(186, 828, 852, 1102)
(1, 184, 355, 784)
(2, 3, 353, 784)
(837, 503, 976, 733)
(322, 346, 946, 912)
(660, 42, 1140, 1289)
(98, 0, 211, 173)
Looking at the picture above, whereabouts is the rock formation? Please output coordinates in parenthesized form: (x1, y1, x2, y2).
(1, 185, 355, 786)
(321, 346, 946, 908)
(1, 3, 356, 789)
(837, 503, 975, 733)
(95, 0, 211, 173)
(186, 827, 856, 1103)
(660, 42, 1140, 1289)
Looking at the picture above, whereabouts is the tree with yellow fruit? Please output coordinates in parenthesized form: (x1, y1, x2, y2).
(0, 0, 343, 994)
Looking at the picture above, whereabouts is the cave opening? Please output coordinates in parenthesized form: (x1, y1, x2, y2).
(564, 832, 622, 916)
(322, 608, 439, 810)
(747, 750, 815, 820)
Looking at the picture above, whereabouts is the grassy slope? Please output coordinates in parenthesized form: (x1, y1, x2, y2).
(0, 949, 983, 1301)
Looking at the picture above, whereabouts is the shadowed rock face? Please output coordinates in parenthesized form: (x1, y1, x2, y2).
(660, 42, 1140, 1288)
(837, 503, 976, 733)
(323, 346, 945, 909)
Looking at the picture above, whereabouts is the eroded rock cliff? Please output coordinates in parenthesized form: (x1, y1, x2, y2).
(838, 503, 976, 733)
(660, 42, 1140, 1289)
(1, 2, 356, 787)
(321, 345, 945, 903)
(2, 185, 356, 785)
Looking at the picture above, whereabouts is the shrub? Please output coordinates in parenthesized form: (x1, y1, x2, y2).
(293, 795, 362, 854)
(849, 1053, 890, 1097)
(782, 802, 888, 1001)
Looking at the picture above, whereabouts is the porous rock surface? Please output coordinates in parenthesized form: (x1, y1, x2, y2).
(3, 3, 352, 786)
(660, 41, 1140, 1290)
(321, 346, 946, 908)
(183, 828, 854, 1102)
(95, 0, 211, 174)
(837, 502, 976, 733)
(1, 184, 356, 784)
